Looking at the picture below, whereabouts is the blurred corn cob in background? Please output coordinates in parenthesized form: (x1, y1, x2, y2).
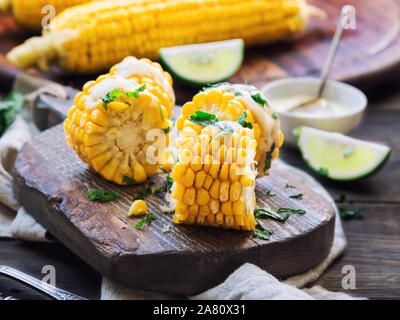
(0, 0, 92, 31)
(170, 84, 283, 230)
(64, 57, 174, 185)
(7, 0, 311, 73)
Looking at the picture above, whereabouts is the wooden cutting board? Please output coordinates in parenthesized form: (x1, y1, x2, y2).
(1, 0, 400, 102)
(13, 91, 335, 295)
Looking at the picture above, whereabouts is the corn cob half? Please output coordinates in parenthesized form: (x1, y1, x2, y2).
(0, 0, 92, 31)
(7, 0, 310, 73)
(171, 122, 258, 230)
(176, 83, 283, 177)
(170, 83, 283, 230)
(64, 71, 173, 185)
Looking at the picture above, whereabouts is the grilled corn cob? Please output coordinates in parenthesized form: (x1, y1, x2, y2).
(170, 83, 282, 230)
(171, 119, 258, 230)
(176, 83, 283, 177)
(7, 0, 310, 73)
(0, 0, 92, 31)
(64, 65, 174, 184)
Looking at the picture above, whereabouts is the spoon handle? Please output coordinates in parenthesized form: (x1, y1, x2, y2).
(318, 12, 345, 97)
(0, 265, 87, 300)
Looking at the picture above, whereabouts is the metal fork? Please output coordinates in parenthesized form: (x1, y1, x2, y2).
(0, 265, 87, 300)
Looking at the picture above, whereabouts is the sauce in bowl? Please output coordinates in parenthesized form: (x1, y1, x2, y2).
(270, 94, 348, 118)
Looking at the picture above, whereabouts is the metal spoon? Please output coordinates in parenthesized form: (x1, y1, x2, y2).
(288, 11, 345, 112)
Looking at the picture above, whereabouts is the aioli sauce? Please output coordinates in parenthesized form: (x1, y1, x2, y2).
(270, 94, 348, 117)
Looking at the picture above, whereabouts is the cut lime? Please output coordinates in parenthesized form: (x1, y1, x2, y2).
(159, 39, 244, 86)
(295, 126, 391, 181)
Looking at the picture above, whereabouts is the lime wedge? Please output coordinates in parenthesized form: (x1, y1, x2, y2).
(159, 39, 244, 86)
(295, 126, 391, 180)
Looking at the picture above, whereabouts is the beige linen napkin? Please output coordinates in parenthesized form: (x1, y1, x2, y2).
(0, 79, 362, 299)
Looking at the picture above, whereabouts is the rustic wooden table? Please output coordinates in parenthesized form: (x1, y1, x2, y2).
(0, 78, 399, 300)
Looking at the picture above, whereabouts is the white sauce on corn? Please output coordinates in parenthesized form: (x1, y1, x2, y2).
(86, 78, 145, 109)
(115, 57, 175, 105)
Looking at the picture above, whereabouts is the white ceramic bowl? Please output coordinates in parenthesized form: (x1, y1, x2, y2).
(261, 77, 367, 146)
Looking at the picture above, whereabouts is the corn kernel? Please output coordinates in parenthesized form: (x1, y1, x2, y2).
(128, 200, 147, 216)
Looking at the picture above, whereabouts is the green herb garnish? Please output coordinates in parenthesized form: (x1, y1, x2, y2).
(159, 167, 168, 173)
(339, 207, 363, 220)
(254, 207, 305, 222)
(253, 221, 273, 240)
(133, 181, 155, 201)
(285, 183, 296, 188)
(101, 88, 122, 110)
(271, 112, 278, 120)
(122, 176, 135, 185)
(266, 190, 276, 197)
(264, 143, 275, 172)
(189, 111, 219, 127)
(87, 189, 120, 202)
(251, 93, 267, 107)
(154, 176, 174, 199)
(237, 111, 253, 129)
(135, 213, 157, 229)
(289, 193, 303, 200)
(162, 127, 171, 134)
(0, 91, 25, 137)
(126, 84, 146, 98)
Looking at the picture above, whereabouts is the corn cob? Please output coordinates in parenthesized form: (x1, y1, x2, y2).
(0, 0, 92, 31)
(171, 122, 258, 230)
(170, 83, 283, 230)
(7, 0, 310, 73)
(176, 83, 283, 177)
(64, 60, 174, 184)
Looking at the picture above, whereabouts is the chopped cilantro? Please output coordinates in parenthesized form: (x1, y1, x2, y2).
(253, 221, 273, 240)
(285, 183, 296, 188)
(154, 176, 174, 199)
(237, 111, 253, 129)
(266, 190, 276, 197)
(0, 91, 25, 137)
(122, 176, 135, 185)
(87, 189, 120, 202)
(133, 181, 154, 201)
(189, 111, 219, 127)
(339, 207, 363, 220)
(126, 84, 146, 98)
(135, 213, 157, 229)
(264, 143, 275, 172)
(254, 207, 305, 222)
(271, 112, 278, 120)
(101, 88, 122, 110)
(162, 127, 171, 134)
(251, 93, 267, 107)
(159, 167, 168, 173)
(289, 193, 303, 200)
